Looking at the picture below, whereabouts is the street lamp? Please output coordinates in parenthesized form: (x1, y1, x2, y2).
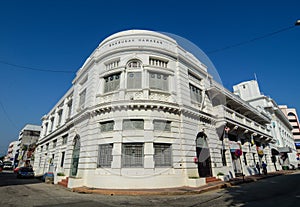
(295, 19, 300, 26)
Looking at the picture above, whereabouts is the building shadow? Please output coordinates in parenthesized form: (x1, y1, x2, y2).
(0, 171, 42, 187)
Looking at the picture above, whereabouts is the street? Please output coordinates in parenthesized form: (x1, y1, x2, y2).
(0, 170, 299, 207)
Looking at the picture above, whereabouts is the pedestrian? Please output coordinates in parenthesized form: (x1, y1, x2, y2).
(262, 161, 267, 175)
(256, 162, 261, 175)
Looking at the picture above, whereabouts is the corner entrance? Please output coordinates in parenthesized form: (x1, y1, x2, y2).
(196, 132, 212, 177)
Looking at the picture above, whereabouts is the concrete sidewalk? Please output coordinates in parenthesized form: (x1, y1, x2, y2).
(71, 170, 297, 196)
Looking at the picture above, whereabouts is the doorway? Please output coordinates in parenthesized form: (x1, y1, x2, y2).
(70, 135, 80, 177)
(196, 132, 212, 177)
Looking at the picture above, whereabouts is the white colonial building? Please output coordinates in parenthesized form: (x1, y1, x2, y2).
(34, 30, 276, 189)
(233, 80, 298, 170)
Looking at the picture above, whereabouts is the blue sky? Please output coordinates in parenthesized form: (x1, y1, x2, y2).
(0, 0, 299, 156)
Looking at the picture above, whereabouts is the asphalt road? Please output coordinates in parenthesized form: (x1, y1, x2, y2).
(0, 170, 299, 207)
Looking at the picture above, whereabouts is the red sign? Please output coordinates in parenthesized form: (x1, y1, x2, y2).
(235, 149, 242, 157)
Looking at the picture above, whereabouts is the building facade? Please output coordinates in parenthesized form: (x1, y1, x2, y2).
(34, 30, 276, 189)
(279, 105, 300, 166)
(16, 124, 41, 168)
(4, 141, 18, 164)
(233, 80, 298, 170)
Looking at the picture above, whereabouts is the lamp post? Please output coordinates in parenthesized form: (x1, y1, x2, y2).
(295, 20, 300, 26)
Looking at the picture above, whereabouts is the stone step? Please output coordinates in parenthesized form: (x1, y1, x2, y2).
(205, 177, 222, 183)
(58, 177, 68, 188)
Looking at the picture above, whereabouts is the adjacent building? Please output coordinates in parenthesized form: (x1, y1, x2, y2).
(4, 141, 18, 164)
(33, 30, 278, 189)
(233, 80, 298, 170)
(279, 105, 300, 165)
(16, 124, 41, 168)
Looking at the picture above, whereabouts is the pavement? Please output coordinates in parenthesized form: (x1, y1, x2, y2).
(71, 170, 297, 196)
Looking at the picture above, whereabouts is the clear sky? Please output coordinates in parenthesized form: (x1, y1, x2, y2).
(0, 0, 299, 156)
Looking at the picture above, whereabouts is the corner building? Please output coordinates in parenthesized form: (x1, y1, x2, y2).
(34, 30, 274, 189)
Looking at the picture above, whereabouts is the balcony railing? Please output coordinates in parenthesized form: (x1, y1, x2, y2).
(215, 105, 271, 136)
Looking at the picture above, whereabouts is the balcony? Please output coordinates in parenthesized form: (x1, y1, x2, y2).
(215, 105, 271, 137)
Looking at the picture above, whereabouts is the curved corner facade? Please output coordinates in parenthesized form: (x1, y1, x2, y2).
(34, 30, 277, 189)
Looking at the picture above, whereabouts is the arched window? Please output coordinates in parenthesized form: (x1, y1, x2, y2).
(126, 59, 142, 89)
(126, 59, 142, 69)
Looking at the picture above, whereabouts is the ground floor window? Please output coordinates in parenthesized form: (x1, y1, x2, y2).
(154, 143, 172, 167)
(243, 152, 247, 166)
(122, 143, 144, 167)
(221, 149, 227, 166)
(98, 144, 113, 167)
(60, 151, 65, 167)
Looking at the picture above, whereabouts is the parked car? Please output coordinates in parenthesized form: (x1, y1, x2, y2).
(16, 167, 35, 178)
(13, 167, 20, 173)
(3, 161, 13, 170)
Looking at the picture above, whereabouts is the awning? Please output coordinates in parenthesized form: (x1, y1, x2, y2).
(278, 147, 292, 153)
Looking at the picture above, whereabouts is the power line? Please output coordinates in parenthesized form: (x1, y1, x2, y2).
(207, 25, 296, 54)
(0, 59, 76, 73)
(0, 100, 19, 130)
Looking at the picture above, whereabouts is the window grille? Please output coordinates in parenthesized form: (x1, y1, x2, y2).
(127, 72, 142, 89)
(104, 73, 120, 93)
(189, 84, 202, 103)
(122, 143, 144, 167)
(100, 121, 114, 132)
(149, 72, 169, 91)
(153, 120, 171, 131)
(154, 143, 172, 167)
(98, 144, 113, 167)
(123, 119, 144, 130)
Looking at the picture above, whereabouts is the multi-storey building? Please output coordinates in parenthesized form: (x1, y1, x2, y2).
(233, 80, 298, 170)
(34, 30, 275, 189)
(16, 124, 41, 167)
(279, 105, 300, 166)
(4, 141, 18, 164)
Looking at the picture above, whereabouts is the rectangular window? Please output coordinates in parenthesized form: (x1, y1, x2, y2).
(127, 72, 141, 89)
(154, 143, 172, 167)
(53, 140, 57, 148)
(153, 120, 171, 131)
(57, 110, 63, 127)
(67, 100, 72, 119)
(122, 143, 144, 167)
(62, 134, 68, 145)
(79, 89, 86, 109)
(50, 117, 54, 132)
(46, 143, 49, 150)
(98, 144, 113, 167)
(189, 84, 202, 103)
(221, 149, 227, 166)
(40, 146, 43, 152)
(60, 151, 65, 167)
(100, 121, 114, 132)
(243, 152, 248, 165)
(149, 72, 169, 91)
(44, 123, 48, 136)
(104, 73, 120, 93)
(123, 119, 144, 130)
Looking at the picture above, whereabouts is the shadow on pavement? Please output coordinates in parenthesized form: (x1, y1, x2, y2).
(0, 171, 42, 187)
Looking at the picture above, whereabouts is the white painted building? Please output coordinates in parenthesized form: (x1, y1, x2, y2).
(34, 30, 276, 189)
(233, 80, 298, 170)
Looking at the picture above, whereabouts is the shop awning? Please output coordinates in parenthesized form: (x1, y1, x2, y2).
(278, 147, 292, 153)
